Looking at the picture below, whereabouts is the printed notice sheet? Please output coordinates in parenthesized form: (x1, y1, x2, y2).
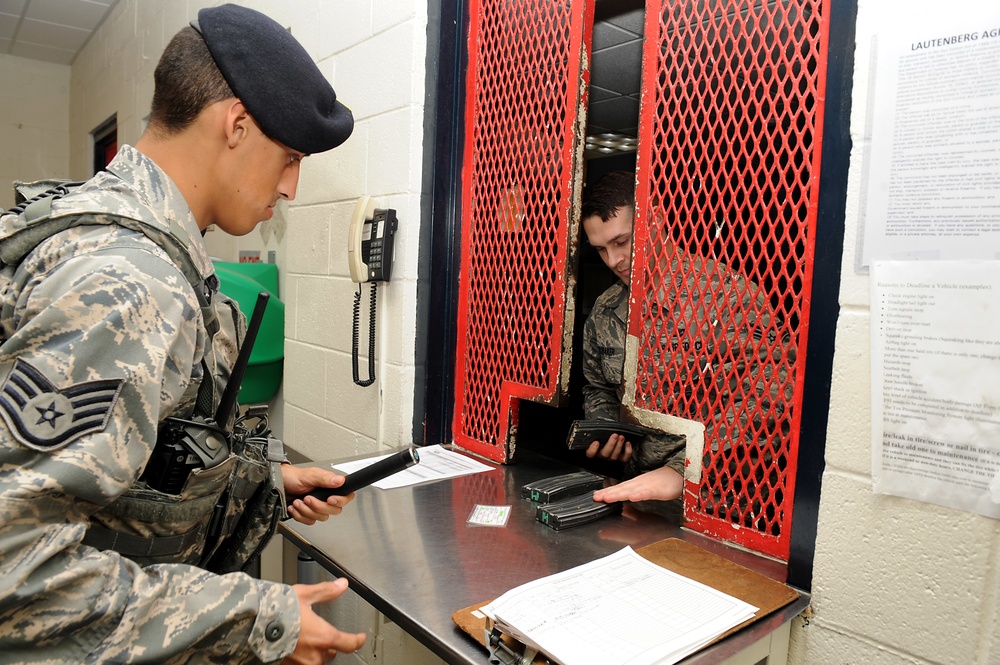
(858, 3, 1000, 269)
(481, 547, 757, 665)
(331, 444, 493, 489)
(871, 261, 1000, 518)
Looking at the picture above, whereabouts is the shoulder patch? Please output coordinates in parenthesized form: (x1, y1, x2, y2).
(0, 358, 124, 452)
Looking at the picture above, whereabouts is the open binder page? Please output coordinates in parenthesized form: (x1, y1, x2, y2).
(481, 547, 758, 665)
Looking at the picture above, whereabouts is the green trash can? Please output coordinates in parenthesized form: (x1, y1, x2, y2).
(212, 261, 285, 404)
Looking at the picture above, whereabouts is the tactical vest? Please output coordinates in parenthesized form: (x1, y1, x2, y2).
(0, 180, 286, 574)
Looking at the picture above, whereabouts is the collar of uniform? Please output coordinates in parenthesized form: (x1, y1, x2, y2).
(608, 281, 629, 325)
(97, 144, 215, 281)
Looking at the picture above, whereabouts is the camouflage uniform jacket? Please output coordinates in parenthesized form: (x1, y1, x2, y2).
(581, 280, 687, 499)
(582, 252, 793, 518)
(0, 145, 298, 664)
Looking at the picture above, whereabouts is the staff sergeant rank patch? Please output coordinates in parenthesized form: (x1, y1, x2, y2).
(0, 358, 124, 452)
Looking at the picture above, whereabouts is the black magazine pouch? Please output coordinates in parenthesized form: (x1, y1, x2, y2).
(200, 410, 287, 574)
(83, 453, 237, 567)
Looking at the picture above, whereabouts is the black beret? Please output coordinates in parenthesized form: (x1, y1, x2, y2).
(194, 4, 353, 154)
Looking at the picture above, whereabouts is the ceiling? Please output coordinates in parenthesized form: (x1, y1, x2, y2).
(0, 0, 117, 65)
(590, 1, 644, 135)
(587, 0, 644, 155)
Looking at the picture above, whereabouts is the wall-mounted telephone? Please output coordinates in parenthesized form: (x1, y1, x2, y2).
(347, 196, 398, 387)
(348, 195, 397, 283)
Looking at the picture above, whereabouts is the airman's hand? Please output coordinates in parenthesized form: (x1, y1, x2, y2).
(592, 466, 683, 504)
(282, 464, 356, 525)
(282, 580, 366, 664)
(585, 433, 633, 463)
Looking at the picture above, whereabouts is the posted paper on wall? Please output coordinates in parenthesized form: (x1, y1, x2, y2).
(859, 6, 1000, 269)
(871, 260, 1000, 518)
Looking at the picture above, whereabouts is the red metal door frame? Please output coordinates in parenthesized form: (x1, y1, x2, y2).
(450, 0, 831, 561)
(630, 0, 830, 560)
(452, 0, 594, 462)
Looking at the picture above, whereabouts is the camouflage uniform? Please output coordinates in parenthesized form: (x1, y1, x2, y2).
(0, 145, 298, 664)
(582, 280, 686, 518)
(581, 251, 790, 518)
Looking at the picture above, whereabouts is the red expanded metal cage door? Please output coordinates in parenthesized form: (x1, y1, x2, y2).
(452, 0, 593, 462)
(630, 0, 829, 560)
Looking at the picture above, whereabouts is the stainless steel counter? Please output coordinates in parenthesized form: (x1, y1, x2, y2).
(279, 448, 809, 665)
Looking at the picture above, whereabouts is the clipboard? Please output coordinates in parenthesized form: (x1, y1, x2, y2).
(451, 538, 799, 665)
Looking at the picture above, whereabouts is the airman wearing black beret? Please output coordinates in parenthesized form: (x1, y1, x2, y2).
(0, 4, 366, 665)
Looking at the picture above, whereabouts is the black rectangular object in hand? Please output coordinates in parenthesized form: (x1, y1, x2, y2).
(308, 447, 419, 501)
(565, 418, 659, 451)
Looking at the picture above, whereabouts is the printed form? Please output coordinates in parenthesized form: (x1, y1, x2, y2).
(482, 547, 757, 665)
(331, 444, 493, 489)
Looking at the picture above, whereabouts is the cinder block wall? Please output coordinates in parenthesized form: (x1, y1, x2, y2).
(788, 1, 1000, 663)
(0, 54, 69, 210)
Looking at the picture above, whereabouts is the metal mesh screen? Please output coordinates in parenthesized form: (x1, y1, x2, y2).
(453, 0, 591, 462)
(631, 0, 829, 559)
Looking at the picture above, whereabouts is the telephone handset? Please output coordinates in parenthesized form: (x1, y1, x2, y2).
(348, 196, 397, 283)
(348, 196, 397, 387)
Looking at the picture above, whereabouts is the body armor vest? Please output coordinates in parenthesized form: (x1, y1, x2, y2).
(0, 181, 286, 573)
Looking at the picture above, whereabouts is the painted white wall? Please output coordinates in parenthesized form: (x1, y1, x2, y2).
(787, 1, 1000, 663)
(0, 54, 70, 210)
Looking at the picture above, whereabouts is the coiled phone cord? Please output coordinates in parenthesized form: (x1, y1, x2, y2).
(352, 282, 377, 387)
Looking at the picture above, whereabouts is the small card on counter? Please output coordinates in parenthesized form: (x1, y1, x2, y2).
(467, 504, 511, 527)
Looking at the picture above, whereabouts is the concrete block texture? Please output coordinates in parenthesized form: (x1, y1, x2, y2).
(824, 309, 873, 475)
(317, 1, 375, 58)
(284, 404, 376, 463)
(291, 275, 362, 352)
(294, 123, 368, 207)
(337, 23, 418, 121)
(367, 108, 422, 195)
(285, 204, 334, 277)
(283, 341, 329, 417)
(790, 614, 932, 665)
(377, 363, 417, 449)
(373, 0, 424, 36)
(811, 472, 999, 664)
(380, 278, 419, 366)
(325, 350, 382, 432)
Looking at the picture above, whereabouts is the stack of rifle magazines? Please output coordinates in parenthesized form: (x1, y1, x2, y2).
(521, 471, 619, 531)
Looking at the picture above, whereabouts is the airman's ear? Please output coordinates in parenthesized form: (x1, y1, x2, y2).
(224, 99, 251, 149)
